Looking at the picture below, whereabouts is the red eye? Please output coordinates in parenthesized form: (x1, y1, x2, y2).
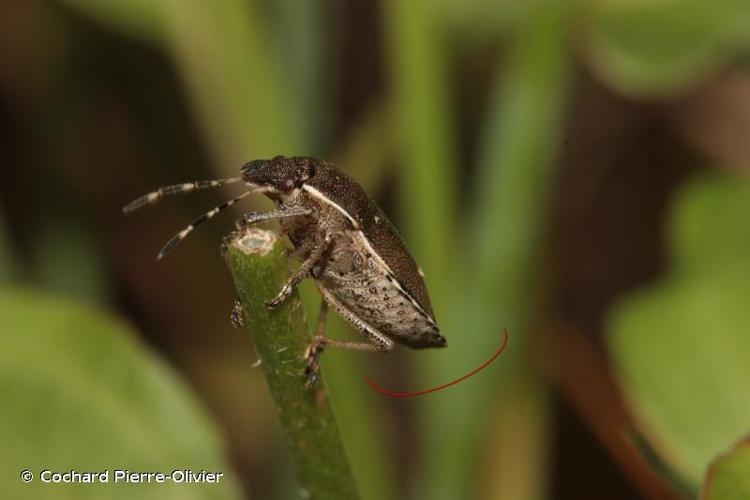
(282, 178, 295, 191)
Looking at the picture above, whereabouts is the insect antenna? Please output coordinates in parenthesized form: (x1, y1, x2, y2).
(123, 177, 243, 214)
(157, 190, 253, 260)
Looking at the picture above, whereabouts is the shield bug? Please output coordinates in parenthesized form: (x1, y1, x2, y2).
(124, 156, 446, 385)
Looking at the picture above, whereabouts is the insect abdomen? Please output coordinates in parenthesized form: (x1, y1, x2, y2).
(319, 231, 445, 348)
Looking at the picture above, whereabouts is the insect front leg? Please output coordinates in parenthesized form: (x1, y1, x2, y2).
(265, 233, 332, 309)
(235, 206, 311, 229)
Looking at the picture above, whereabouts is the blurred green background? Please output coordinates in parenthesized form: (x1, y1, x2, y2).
(1, 0, 750, 499)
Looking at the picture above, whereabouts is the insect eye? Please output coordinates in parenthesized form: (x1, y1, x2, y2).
(282, 177, 295, 191)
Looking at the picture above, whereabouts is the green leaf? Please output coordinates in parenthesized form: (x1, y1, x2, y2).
(702, 437, 750, 500)
(607, 174, 750, 489)
(403, 1, 573, 498)
(586, 0, 750, 95)
(0, 289, 242, 500)
(668, 175, 750, 274)
(30, 216, 110, 304)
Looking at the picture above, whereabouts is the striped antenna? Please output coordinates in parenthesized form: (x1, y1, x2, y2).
(157, 190, 253, 260)
(123, 177, 243, 214)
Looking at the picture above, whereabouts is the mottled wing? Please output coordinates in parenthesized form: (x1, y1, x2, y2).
(308, 163, 435, 319)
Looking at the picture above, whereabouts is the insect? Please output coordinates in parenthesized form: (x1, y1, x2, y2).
(124, 156, 446, 386)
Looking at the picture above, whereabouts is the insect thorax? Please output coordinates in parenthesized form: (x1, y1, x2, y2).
(275, 189, 349, 250)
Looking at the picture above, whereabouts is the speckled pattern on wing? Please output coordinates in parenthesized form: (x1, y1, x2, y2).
(308, 162, 435, 319)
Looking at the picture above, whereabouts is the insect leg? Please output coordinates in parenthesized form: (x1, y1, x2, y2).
(304, 285, 394, 387)
(303, 300, 328, 387)
(315, 298, 329, 336)
(288, 237, 318, 261)
(315, 285, 395, 351)
(265, 233, 332, 309)
(230, 298, 245, 328)
(236, 206, 312, 228)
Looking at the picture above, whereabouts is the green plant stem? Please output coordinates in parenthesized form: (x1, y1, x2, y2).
(225, 228, 359, 500)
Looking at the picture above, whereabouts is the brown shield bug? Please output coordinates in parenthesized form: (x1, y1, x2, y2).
(124, 156, 446, 385)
